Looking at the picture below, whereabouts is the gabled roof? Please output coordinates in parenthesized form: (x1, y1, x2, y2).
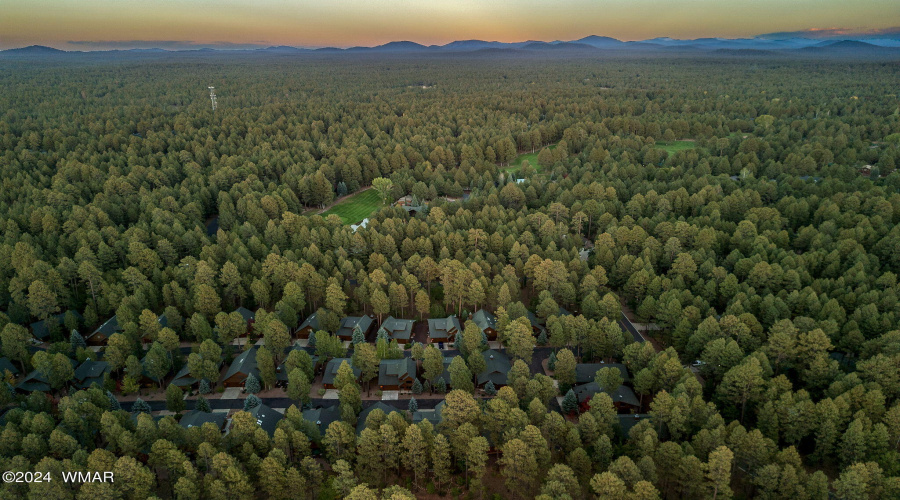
(157, 313, 170, 329)
(617, 414, 651, 438)
(297, 312, 320, 332)
(0, 358, 19, 376)
(234, 307, 255, 323)
(428, 316, 461, 340)
(221, 347, 259, 383)
(88, 315, 121, 339)
(15, 357, 78, 392)
(180, 410, 226, 430)
(30, 311, 83, 340)
(249, 403, 282, 436)
(412, 400, 445, 425)
(573, 382, 640, 407)
(477, 349, 511, 386)
(322, 358, 360, 386)
(380, 317, 415, 341)
(378, 358, 416, 387)
(302, 405, 342, 437)
(356, 401, 400, 434)
(525, 311, 547, 333)
(73, 359, 110, 389)
(471, 310, 497, 332)
(337, 315, 374, 338)
(575, 363, 630, 385)
(276, 352, 320, 382)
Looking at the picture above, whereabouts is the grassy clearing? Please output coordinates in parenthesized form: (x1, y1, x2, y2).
(655, 140, 697, 155)
(321, 189, 383, 224)
(504, 144, 557, 173)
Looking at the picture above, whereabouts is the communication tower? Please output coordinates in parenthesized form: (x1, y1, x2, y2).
(208, 86, 217, 111)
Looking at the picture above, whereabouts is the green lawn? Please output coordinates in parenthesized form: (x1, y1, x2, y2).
(504, 144, 557, 173)
(655, 140, 697, 155)
(321, 189, 383, 225)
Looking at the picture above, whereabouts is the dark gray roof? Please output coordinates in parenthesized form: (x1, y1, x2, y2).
(337, 315, 374, 338)
(16, 357, 78, 392)
(171, 364, 202, 387)
(471, 310, 497, 332)
(234, 307, 255, 323)
(573, 382, 640, 407)
(89, 315, 121, 339)
(30, 311, 83, 340)
(221, 347, 259, 383)
(73, 360, 110, 389)
(617, 414, 651, 438)
(378, 358, 416, 387)
(180, 410, 226, 430)
(0, 358, 19, 376)
(249, 403, 282, 436)
(477, 349, 511, 386)
(297, 312, 320, 332)
(575, 363, 630, 384)
(428, 316, 461, 341)
(157, 314, 169, 329)
(380, 317, 415, 341)
(322, 358, 360, 386)
(302, 405, 341, 436)
(412, 400, 445, 425)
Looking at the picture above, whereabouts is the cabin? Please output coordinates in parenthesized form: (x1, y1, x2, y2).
(248, 403, 283, 437)
(322, 358, 361, 389)
(575, 362, 630, 385)
(295, 312, 320, 339)
(72, 359, 110, 390)
(477, 349, 511, 387)
(336, 315, 375, 341)
(180, 410, 227, 431)
(525, 311, 546, 336)
(15, 357, 78, 393)
(220, 347, 260, 387)
(574, 382, 641, 413)
(427, 316, 461, 344)
(30, 311, 83, 342)
(378, 358, 416, 390)
(412, 400, 445, 425)
(275, 351, 319, 388)
(234, 307, 256, 335)
(470, 310, 498, 340)
(86, 315, 122, 345)
(379, 317, 415, 344)
(617, 414, 652, 438)
(433, 355, 457, 388)
(302, 405, 342, 439)
(0, 358, 20, 378)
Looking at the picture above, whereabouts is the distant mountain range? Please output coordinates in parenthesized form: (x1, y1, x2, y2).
(4, 34, 900, 57)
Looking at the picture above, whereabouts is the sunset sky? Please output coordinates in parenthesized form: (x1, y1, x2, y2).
(2, 0, 898, 50)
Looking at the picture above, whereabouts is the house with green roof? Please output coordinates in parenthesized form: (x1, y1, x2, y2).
(30, 311, 83, 342)
(470, 309, 498, 340)
(378, 357, 416, 390)
(379, 316, 416, 344)
(427, 315, 461, 343)
(72, 359, 110, 390)
(336, 315, 375, 341)
(248, 403, 283, 436)
(302, 404, 342, 439)
(477, 349, 511, 387)
(573, 382, 641, 412)
(0, 358, 20, 377)
(412, 400, 445, 425)
(356, 401, 400, 434)
(180, 410, 227, 431)
(575, 362, 630, 385)
(322, 358, 361, 389)
(295, 312, 320, 339)
(87, 315, 122, 345)
(220, 347, 260, 387)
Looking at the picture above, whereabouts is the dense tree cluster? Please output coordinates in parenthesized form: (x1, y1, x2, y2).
(0, 53, 899, 498)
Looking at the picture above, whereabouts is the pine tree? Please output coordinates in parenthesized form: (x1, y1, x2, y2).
(198, 379, 211, 395)
(408, 397, 418, 413)
(411, 378, 423, 395)
(195, 396, 211, 413)
(132, 398, 151, 414)
(484, 380, 497, 396)
(70, 329, 86, 352)
(165, 383, 185, 414)
(537, 330, 548, 346)
(562, 389, 579, 415)
(548, 351, 558, 370)
(352, 325, 365, 345)
(107, 390, 121, 411)
(245, 373, 261, 394)
(432, 434, 452, 494)
(435, 377, 447, 393)
(244, 394, 261, 411)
